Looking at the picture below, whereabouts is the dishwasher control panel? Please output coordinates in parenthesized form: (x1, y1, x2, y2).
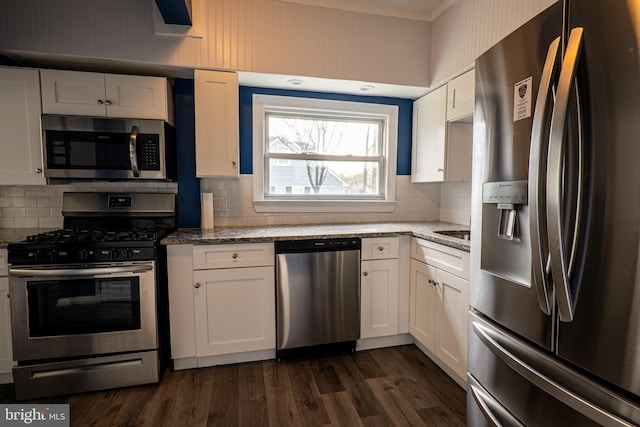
(275, 238, 361, 253)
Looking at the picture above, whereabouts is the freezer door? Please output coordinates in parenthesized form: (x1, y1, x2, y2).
(468, 312, 640, 426)
(556, 0, 640, 399)
(470, 2, 562, 350)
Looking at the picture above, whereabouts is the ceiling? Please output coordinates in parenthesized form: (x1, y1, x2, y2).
(275, 0, 453, 21)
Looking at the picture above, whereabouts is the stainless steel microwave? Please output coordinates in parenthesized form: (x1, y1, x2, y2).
(42, 115, 176, 181)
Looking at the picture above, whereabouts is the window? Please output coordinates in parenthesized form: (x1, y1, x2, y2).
(253, 94, 398, 213)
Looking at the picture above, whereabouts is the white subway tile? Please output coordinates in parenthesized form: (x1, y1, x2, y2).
(0, 218, 15, 228)
(3, 207, 26, 218)
(24, 187, 50, 197)
(0, 187, 25, 198)
(15, 217, 39, 228)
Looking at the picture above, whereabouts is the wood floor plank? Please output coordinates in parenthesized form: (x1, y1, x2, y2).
(89, 388, 132, 427)
(331, 354, 385, 418)
(110, 384, 157, 426)
(368, 376, 429, 427)
(349, 351, 387, 380)
(309, 357, 345, 394)
(238, 362, 269, 426)
(207, 364, 240, 426)
(321, 390, 365, 427)
(263, 360, 304, 427)
(396, 346, 466, 422)
(172, 368, 214, 426)
(417, 405, 466, 427)
(286, 359, 332, 426)
(371, 347, 441, 410)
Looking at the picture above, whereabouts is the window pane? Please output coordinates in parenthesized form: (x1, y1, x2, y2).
(267, 115, 381, 156)
(267, 159, 381, 196)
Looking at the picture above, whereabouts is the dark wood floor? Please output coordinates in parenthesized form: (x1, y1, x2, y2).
(0, 345, 466, 426)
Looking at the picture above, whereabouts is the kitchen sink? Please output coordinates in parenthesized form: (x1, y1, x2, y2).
(434, 230, 471, 241)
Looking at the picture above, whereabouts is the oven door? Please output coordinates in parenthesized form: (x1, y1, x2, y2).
(9, 262, 157, 362)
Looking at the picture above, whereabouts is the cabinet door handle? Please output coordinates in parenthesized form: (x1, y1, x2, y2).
(363, 271, 369, 276)
(377, 246, 384, 252)
(232, 161, 237, 169)
(437, 168, 444, 172)
(194, 283, 201, 289)
(232, 253, 238, 259)
(105, 100, 112, 105)
(97, 99, 104, 105)
(35, 168, 43, 174)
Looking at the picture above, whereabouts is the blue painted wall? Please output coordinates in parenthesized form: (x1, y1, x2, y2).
(239, 86, 413, 175)
(175, 82, 414, 226)
(174, 78, 200, 227)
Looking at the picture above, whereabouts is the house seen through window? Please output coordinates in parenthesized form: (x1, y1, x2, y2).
(253, 95, 398, 212)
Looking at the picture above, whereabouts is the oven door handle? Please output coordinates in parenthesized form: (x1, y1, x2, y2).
(10, 263, 154, 278)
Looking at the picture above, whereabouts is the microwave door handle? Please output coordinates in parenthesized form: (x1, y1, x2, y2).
(529, 36, 561, 316)
(547, 27, 584, 323)
(129, 125, 140, 178)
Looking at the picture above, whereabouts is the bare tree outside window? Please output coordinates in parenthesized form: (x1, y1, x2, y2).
(274, 117, 345, 193)
(267, 114, 383, 196)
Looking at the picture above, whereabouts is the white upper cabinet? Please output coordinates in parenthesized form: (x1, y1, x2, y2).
(194, 70, 239, 178)
(40, 69, 171, 122)
(412, 84, 447, 183)
(446, 69, 475, 122)
(0, 66, 45, 185)
(412, 69, 475, 183)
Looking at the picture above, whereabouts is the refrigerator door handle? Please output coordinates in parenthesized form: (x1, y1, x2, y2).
(547, 27, 585, 322)
(469, 377, 525, 427)
(529, 36, 561, 316)
(472, 318, 635, 427)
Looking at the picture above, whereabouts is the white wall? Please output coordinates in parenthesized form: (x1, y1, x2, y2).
(0, 0, 431, 88)
(430, 0, 557, 85)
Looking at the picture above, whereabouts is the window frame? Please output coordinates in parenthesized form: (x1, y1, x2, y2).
(252, 94, 398, 213)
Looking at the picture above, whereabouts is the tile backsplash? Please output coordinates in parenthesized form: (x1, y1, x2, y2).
(0, 176, 472, 229)
(200, 175, 471, 227)
(0, 182, 177, 229)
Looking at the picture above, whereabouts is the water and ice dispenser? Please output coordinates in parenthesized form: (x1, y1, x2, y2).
(480, 180, 531, 287)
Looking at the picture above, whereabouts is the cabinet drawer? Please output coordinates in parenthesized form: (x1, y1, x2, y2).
(0, 249, 7, 277)
(193, 243, 274, 270)
(361, 237, 399, 260)
(411, 238, 469, 280)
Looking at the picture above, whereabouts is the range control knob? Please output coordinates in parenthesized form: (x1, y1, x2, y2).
(44, 251, 56, 262)
(111, 249, 120, 259)
(125, 249, 135, 259)
(78, 249, 90, 261)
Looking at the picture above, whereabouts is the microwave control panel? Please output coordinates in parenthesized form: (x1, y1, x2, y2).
(139, 135, 161, 171)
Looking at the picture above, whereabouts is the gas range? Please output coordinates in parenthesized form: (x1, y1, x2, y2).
(9, 192, 176, 266)
(8, 227, 169, 264)
(7, 192, 176, 400)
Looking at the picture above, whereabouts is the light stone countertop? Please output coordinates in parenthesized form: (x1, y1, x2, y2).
(161, 221, 471, 252)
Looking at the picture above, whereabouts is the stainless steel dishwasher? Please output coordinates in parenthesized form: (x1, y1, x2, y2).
(275, 238, 361, 353)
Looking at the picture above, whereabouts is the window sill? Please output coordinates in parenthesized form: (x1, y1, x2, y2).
(253, 199, 398, 213)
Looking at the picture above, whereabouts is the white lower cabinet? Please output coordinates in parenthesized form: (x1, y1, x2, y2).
(410, 238, 469, 385)
(167, 243, 275, 369)
(193, 266, 275, 357)
(360, 258, 399, 338)
(0, 249, 14, 383)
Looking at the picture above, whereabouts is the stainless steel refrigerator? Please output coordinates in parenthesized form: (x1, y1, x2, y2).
(469, 1, 640, 425)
